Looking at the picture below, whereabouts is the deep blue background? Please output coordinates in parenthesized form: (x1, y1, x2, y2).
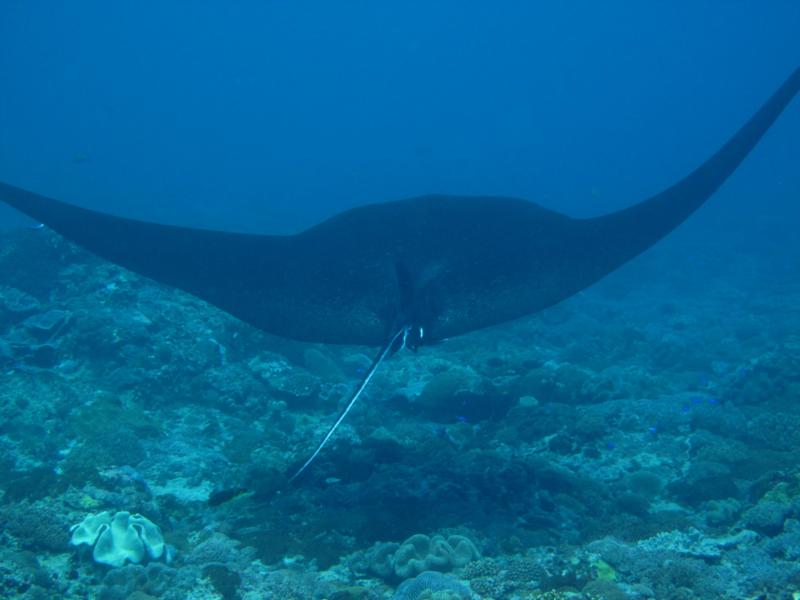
(1, 2, 798, 237)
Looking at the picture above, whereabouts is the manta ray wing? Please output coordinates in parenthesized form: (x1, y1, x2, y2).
(1, 67, 798, 346)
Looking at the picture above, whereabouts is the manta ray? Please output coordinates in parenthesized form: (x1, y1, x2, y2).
(2, 67, 799, 480)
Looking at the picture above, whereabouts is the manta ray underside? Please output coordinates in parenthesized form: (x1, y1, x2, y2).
(2, 67, 799, 479)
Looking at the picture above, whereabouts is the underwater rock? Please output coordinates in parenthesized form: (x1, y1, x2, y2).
(185, 532, 255, 570)
(363, 428, 405, 464)
(410, 366, 516, 423)
(743, 499, 793, 536)
(511, 362, 595, 405)
(0, 331, 60, 368)
(3, 467, 61, 502)
(729, 345, 800, 407)
(0, 286, 40, 318)
(689, 430, 750, 467)
(763, 518, 800, 561)
(205, 363, 265, 410)
(22, 308, 71, 340)
(186, 337, 226, 370)
(668, 461, 738, 506)
(2, 320, 63, 368)
(0, 500, 70, 552)
(461, 557, 517, 598)
(270, 369, 320, 401)
(590, 532, 767, 598)
(416, 368, 480, 411)
(248, 352, 320, 402)
(704, 498, 742, 526)
(0, 551, 53, 598)
(636, 527, 756, 560)
(616, 492, 652, 518)
(60, 431, 147, 487)
(303, 347, 345, 381)
(25, 342, 60, 368)
(573, 413, 608, 441)
(99, 562, 179, 599)
(582, 579, 630, 600)
(745, 411, 800, 452)
(624, 471, 664, 499)
(202, 564, 242, 600)
(650, 331, 707, 370)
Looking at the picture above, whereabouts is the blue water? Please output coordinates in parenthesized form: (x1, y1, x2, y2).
(1, 3, 800, 599)
(2, 3, 799, 232)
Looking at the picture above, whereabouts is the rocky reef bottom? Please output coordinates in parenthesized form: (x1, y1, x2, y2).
(1, 222, 800, 600)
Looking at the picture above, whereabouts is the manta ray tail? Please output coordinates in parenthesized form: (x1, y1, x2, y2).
(289, 326, 409, 483)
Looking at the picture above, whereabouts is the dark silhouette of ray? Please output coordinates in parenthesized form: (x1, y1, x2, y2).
(2, 68, 798, 478)
(3, 69, 797, 347)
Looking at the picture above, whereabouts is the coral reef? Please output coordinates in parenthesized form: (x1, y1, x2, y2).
(70, 511, 165, 567)
(2, 224, 800, 598)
